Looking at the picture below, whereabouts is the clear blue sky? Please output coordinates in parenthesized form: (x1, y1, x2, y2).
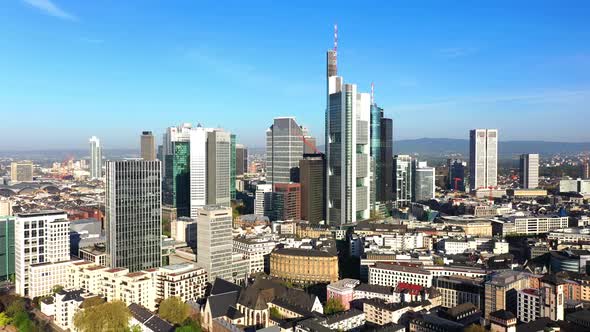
(1, 0, 589, 150)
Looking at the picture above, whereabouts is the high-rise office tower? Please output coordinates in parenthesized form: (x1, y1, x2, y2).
(266, 117, 310, 185)
(140, 131, 156, 160)
(189, 127, 207, 217)
(0, 216, 15, 281)
(370, 100, 393, 206)
(10, 161, 34, 182)
(448, 159, 467, 191)
(89, 136, 102, 179)
(254, 184, 272, 216)
(196, 205, 233, 282)
(412, 161, 435, 202)
(230, 134, 236, 200)
(519, 154, 539, 189)
(394, 155, 412, 207)
(106, 160, 162, 272)
(582, 162, 590, 180)
(162, 123, 192, 182)
(164, 141, 190, 217)
(15, 211, 70, 297)
(326, 81, 371, 225)
(300, 153, 326, 223)
(207, 130, 231, 206)
(469, 129, 498, 190)
(236, 144, 248, 176)
(265, 183, 301, 221)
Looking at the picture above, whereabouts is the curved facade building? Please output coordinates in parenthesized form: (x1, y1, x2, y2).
(270, 248, 338, 285)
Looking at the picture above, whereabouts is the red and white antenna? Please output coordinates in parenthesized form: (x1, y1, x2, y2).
(371, 82, 375, 105)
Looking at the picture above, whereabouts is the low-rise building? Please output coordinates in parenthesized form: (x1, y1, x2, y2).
(369, 262, 432, 288)
(270, 248, 338, 285)
(436, 275, 485, 310)
(327, 279, 360, 310)
(362, 298, 431, 326)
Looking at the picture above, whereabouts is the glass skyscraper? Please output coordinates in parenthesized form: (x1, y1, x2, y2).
(106, 160, 162, 272)
(89, 136, 102, 179)
(164, 141, 190, 217)
(266, 117, 307, 185)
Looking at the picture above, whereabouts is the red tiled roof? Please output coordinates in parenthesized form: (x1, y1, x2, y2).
(395, 282, 424, 296)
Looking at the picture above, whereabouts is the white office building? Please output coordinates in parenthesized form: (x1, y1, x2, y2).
(196, 205, 233, 282)
(368, 262, 432, 288)
(15, 211, 71, 297)
(254, 184, 272, 216)
(520, 154, 539, 189)
(394, 155, 412, 207)
(89, 136, 102, 179)
(413, 161, 435, 202)
(469, 129, 498, 190)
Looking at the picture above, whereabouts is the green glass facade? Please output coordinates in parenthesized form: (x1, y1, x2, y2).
(0, 217, 15, 281)
(164, 142, 190, 217)
(230, 134, 236, 200)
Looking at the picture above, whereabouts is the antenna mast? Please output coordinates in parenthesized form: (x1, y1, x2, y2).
(371, 82, 375, 105)
(334, 24, 338, 71)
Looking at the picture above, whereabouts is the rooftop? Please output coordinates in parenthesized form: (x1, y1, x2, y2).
(273, 247, 336, 258)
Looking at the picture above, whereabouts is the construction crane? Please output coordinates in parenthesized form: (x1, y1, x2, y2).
(299, 134, 320, 154)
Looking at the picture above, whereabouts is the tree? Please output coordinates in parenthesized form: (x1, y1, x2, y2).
(269, 307, 282, 320)
(51, 285, 64, 295)
(0, 312, 11, 327)
(323, 298, 345, 315)
(176, 319, 203, 332)
(464, 324, 485, 332)
(74, 300, 131, 332)
(80, 296, 105, 309)
(12, 311, 33, 332)
(159, 297, 190, 325)
(128, 324, 143, 332)
(6, 297, 26, 317)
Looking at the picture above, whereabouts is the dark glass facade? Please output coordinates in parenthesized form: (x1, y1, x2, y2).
(164, 142, 190, 217)
(0, 217, 15, 281)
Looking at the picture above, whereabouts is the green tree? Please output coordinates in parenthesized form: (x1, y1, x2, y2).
(80, 296, 105, 309)
(323, 298, 345, 315)
(176, 319, 203, 332)
(73, 300, 131, 332)
(159, 297, 190, 325)
(6, 297, 26, 317)
(12, 311, 33, 332)
(128, 324, 143, 332)
(269, 307, 282, 320)
(0, 312, 11, 327)
(51, 285, 64, 294)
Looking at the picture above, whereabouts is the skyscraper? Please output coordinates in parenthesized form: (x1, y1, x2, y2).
(236, 144, 248, 176)
(106, 160, 162, 272)
(230, 134, 236, 200)
(254, 184, 272, 216)
(265, 183, 301, 221)
(0, 216, 15, 282)
(300, 153, 326, 223)
(394, 155, 412, 207)
(162, 123, 192, 182)
(412, 160, 435, 202)
(519, 154, 539, 189)
(207, 129, 231, 206)
(15, 211, 70, 297)
(370, 101, 393, 205)
(448, 159, 467, 191)
(89, 136, 102, 179)
(266, 117, 308, 185)
(196, 205, 233, 282)
(164, 141, 190, 217)
(140, 131, 156, 160)
(10, 161, 34, 182)
(469, 129, 498, 190)
(326, 63, 371, 225)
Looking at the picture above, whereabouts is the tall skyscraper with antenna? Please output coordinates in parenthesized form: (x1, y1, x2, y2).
(326, 25, 371, 226)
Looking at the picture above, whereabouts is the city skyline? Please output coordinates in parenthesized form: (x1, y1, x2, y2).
(2, 1, 590, 150)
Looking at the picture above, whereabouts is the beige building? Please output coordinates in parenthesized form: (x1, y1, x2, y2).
(66, 261, 207, 311)
(484, 271, 531, 319)
(10, 161, 34, 182)
(270, 248, 338, 285)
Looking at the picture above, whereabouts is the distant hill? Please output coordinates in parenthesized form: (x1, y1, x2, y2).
(394, 138, 590, 157)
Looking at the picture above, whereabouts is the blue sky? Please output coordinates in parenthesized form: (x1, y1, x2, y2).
(1, 0, 589, 150)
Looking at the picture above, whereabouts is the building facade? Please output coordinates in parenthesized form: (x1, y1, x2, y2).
(413, 161, 435, 202)
(196, 205, 233, 282)
(265, 183, 301, 221)
(270, 248, 338, 285)
(254, 184, 272, 216)
(266, 117, 307, 185)
(89, 136, 102, 179)
(236, 144, 248, 176)
(519, 154, 539, 189)
(394, 155, 412, 207)
(105, 160, 162, 272)
(0, 216, 15, 281)
(140, 131, 156, 160)
(10, 161, 34, 182)
(469, 129, 498, 190)
(300, 153, 326, 223)
(447, 159, 466, 191)
(370, 103, 393, 205)
(207, 129, 232, 206)
(15, 211, 70, 297)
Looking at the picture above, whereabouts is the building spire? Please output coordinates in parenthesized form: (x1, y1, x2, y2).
(371, 82, 375, 105)
(334, 24, 338, 72)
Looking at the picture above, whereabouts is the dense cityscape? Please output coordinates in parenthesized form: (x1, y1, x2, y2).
(2, 6, 590, 332)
